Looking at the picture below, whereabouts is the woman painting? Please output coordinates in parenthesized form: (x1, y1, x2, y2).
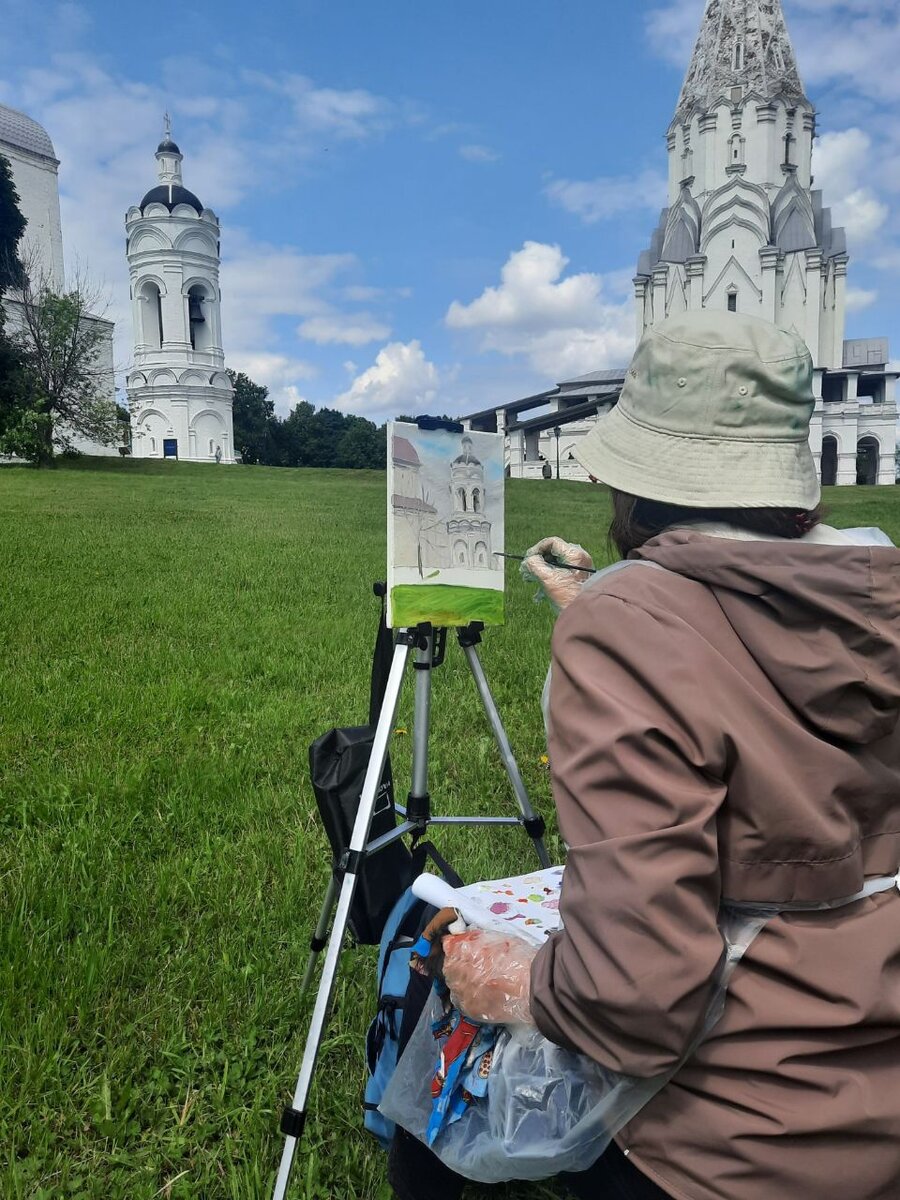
(435, 311, 900, 1200)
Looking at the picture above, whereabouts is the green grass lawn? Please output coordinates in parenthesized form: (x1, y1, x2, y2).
(2, 459, 899, 1200)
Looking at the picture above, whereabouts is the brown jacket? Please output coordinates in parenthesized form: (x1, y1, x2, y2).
(530, 530, 900, 1200)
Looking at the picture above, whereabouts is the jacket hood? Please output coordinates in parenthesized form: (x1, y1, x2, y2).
(635, 529, 900, 745)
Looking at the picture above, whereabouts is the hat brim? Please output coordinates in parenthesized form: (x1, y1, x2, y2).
(575, 404, 821, 509)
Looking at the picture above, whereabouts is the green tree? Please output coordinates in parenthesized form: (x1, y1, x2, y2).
(274, 400, 315, 466)
(228, 369, 276, 464)
(336, 414, 385, 468)
(0, 153, 26, 291)
(304, 407, 348, 468)
(7, 259, 117, 466)
(0, 152, 32, 452)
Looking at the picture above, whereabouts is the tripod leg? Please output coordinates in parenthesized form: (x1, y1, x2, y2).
(461, 640, 551, 869)
(406, 631, 433, 826)
(298, 873, 339, 999)
(273, 635, 414, 1200)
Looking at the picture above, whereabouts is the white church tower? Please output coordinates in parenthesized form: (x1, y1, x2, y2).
(635, 0, 898, 485)
(125, 124, 235, 463)
(448, 436, 493, 568)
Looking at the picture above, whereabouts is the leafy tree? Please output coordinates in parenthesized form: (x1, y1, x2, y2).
(0, 153, 26, 292)
(228, 369, 276, 464)
(274, 400, 315, 466)
(6, 256, 117, 466)
(303, 407, 348, 468)
(336, 414, 385, 469)
(0, 152, 32, 452)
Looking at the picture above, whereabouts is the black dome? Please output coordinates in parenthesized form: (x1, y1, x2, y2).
(139, 184, 204, 214)
(157, 136, 181, 154)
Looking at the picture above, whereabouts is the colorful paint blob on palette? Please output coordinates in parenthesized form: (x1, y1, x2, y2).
(456, 866, 565, 945)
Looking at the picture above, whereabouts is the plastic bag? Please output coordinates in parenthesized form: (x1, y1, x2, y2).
(380, 907, 770, 1183)
(381, 879, 899, 1183)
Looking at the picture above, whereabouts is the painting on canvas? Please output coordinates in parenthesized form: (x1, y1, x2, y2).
(387, 422, 505, 628)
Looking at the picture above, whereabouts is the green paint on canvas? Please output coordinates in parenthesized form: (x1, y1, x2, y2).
(390, 584, 505, 627)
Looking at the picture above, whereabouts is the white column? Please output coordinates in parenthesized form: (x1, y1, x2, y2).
(634, 277, 649, 337)
(836, 425, 857, 486)
(759, 248, 780, 323)
(831, 255, 849, 371)
(652, 265, 670, 324)
(698, 113, 717, 196)
(685, 256, 706, 312)
(804, 249, 823, 366)
(845, 372, 859, 402)
(161, 266, 188, 349)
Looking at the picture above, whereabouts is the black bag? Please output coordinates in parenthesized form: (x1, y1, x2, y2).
(309, 592, 413, 945)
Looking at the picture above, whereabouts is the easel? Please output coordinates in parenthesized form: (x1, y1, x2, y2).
(272, 616, 550, 1199)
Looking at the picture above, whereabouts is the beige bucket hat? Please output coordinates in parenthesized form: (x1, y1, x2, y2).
(575, 311, 820, 508)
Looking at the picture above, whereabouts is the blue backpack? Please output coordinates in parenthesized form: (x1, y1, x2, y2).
(364, 841, 462, 1146)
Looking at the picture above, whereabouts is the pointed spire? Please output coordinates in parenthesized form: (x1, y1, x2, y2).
(675, 0, 806, 123)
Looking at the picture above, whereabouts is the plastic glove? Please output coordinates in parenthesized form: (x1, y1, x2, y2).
(521, 536, 594, 612)
(441, 929, 536, 1026)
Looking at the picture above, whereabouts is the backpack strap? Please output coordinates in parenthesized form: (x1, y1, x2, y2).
(368, 586, 395, 725)
(411, 840, 463, 888)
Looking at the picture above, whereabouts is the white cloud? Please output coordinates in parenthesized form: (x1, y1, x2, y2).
(298, 313, 392, 345)
(221, 236, 357, 350)
(645, 0, 704, 69)
(545, 170, 668, 224)
(813, 130, 888, 243)
(243, 70, 396, 141)
(445, 242, 634, 378)
(459, 144, 500, 163)
(335, 341, 441, 419)
(845, 286, 878, 312)
(227, 352, 317, 416)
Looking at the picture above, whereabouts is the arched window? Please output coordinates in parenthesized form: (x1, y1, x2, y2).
(457, 488, 467, 512)
(857, 437, 879, 486)
(733, 40, 744, 71)
(729, 133, 745, 165)
(821, 436, 837, 487)
(472, 488, 481, 513)
(188, 286, 210, 351)
(474, 540, 488, 567)
(141, 282, 164, 350)
(727, 290, 738, 312)
(209, 439, 215, 455)
(454, 539, 468, 566)
(150, 436, 157, 454)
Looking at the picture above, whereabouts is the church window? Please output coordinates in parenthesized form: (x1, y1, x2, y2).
(150, 437, 157, 453)
(733, 41, 744, 71)
(209, 439, 215, 455)
(457, 487, 467, 511)
(141, 282, 164, 350)
(728, 292, 737, 312)
(188, 286, 210, 351)
(472, 488, 481, 513)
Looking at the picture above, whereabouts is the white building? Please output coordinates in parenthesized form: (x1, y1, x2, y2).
(0, 102, 117, 455)
(466, 0, 897, 487)
(448, 435, 493, 567)
(125, 130, 235, 463)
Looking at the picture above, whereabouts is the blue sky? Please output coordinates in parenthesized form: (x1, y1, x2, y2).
(2, 0, 898, 419)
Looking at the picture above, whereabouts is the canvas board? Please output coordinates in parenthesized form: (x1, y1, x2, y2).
(387, 421, 505, 628)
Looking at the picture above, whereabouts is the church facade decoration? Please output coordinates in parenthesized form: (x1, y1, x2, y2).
(464, 0, 897, 487)
(448, 436, 493, 569)
(634, 0, 897, 484)
(125, 126, 235, 463)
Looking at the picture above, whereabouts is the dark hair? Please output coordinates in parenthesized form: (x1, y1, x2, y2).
(608, 490, 823, 557)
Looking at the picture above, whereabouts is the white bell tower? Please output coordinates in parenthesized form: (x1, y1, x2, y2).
(125, 119, 235, 463)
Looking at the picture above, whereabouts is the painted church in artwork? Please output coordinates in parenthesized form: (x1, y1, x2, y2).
(125, 127, 235, 463)
(465, 0, 898, 487)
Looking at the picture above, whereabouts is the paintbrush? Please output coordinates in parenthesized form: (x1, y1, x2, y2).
(494, 551, 597, 575)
